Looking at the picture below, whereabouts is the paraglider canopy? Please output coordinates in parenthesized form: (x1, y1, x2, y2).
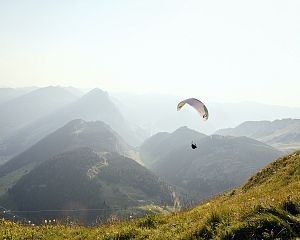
(177, 98, 209, 121)
(177, 98, 208, 150)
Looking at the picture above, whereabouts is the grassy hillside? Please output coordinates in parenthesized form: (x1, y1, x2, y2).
(0, 151, 299, 239)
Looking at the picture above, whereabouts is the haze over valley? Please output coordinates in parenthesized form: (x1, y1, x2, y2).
(0, 86, 299, 226)
(0, 1, 299, 238)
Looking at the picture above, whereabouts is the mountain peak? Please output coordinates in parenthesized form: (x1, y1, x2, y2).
(66, 118, 86, 126)
(174, 126, 194, 133)
(82, 88, 108, 98)
(0, 119, 130, 177)
(172, 126, 206, 138)
(62, 119, 113, 134)
(174, 126, 189, 131)
(77, 88, 112, 106)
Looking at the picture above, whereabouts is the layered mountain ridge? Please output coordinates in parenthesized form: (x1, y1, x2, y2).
(7, 148, 175, 223)
(216, 119, 300, 152)
(140, 127, 283, 200)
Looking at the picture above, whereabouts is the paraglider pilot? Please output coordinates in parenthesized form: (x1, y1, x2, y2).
(191, 141, 197, 149)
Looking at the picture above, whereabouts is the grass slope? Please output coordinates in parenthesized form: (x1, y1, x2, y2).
(0, 151, 299, 239)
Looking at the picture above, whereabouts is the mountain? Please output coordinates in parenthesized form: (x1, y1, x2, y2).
(0, 87, 37, 104)
(140, 126, 207, 166)
(0, 88, 144, 159)
(128, 151, 300, 239)
(0, 119, 130, 179)
(1, 151, 299, 239)
(5, 148, 175, 224)
(0, 88, 21, 104)
(112, 92, 300, 135)
(141, 127, 282, 200)
(216, 119, 300, 152)
(0, 86, 77, 138)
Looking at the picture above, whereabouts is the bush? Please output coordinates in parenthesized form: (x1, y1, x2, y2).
(137, 214, 157, 229)
(280, 200, 300, 215)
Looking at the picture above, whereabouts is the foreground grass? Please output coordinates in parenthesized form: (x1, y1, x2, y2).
(1, 151, 300, 239)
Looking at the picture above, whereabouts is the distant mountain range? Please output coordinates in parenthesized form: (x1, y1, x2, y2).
(0, 87, 37, 105)
(0, 88, 145, 160)
(1, 87, 300, 138)
(0, 86, 77, 138)
(140, 127, 282, 201)
(216, 119, 300, 152)
(1, 87, 299, 158)
(112, 92, 300, 135)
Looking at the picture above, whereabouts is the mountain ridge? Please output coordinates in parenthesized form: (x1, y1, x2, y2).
(0, 88, 143, 159)
(0, 119, 130, 179)
(5, 147, 175, 224)
(141, 127, 283, 201)
(0, 86, 77, 138)
(216, 118, 300, 152)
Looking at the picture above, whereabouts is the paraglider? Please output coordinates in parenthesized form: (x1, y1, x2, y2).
(191, 141, 197, 149)
(177, 98, 209, 121)
(177, 98, 209, 149)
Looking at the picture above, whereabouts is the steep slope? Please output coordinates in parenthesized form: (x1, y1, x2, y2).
(0, 86, 77, 138)
(1, 152, 299, 239)
(0, 119, 130, 179)
(216, 119, 300, 152)
(6, 148, 175, 224)
(147, 151, 300, 240)
(140, 126, 207, 166)
(142, 127, 282, 200)
(1, 88, 142, 159)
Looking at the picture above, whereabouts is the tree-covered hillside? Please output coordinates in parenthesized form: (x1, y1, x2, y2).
(2, 148, 175, 224)
(141, 127, 282, 201)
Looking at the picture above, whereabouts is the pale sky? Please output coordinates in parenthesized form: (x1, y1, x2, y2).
(0, 0, 300, 106)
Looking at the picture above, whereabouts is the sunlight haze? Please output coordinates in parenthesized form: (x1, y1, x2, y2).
(0, 0, 300, 106)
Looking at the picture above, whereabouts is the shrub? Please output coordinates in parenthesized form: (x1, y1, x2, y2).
(280, 200, 300, 215)
(137, 214, 157, 229)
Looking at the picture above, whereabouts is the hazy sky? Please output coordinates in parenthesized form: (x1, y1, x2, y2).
(0, 0, 300, 106)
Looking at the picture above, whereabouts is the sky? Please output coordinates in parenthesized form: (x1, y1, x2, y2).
(0, 0, 300, 107)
